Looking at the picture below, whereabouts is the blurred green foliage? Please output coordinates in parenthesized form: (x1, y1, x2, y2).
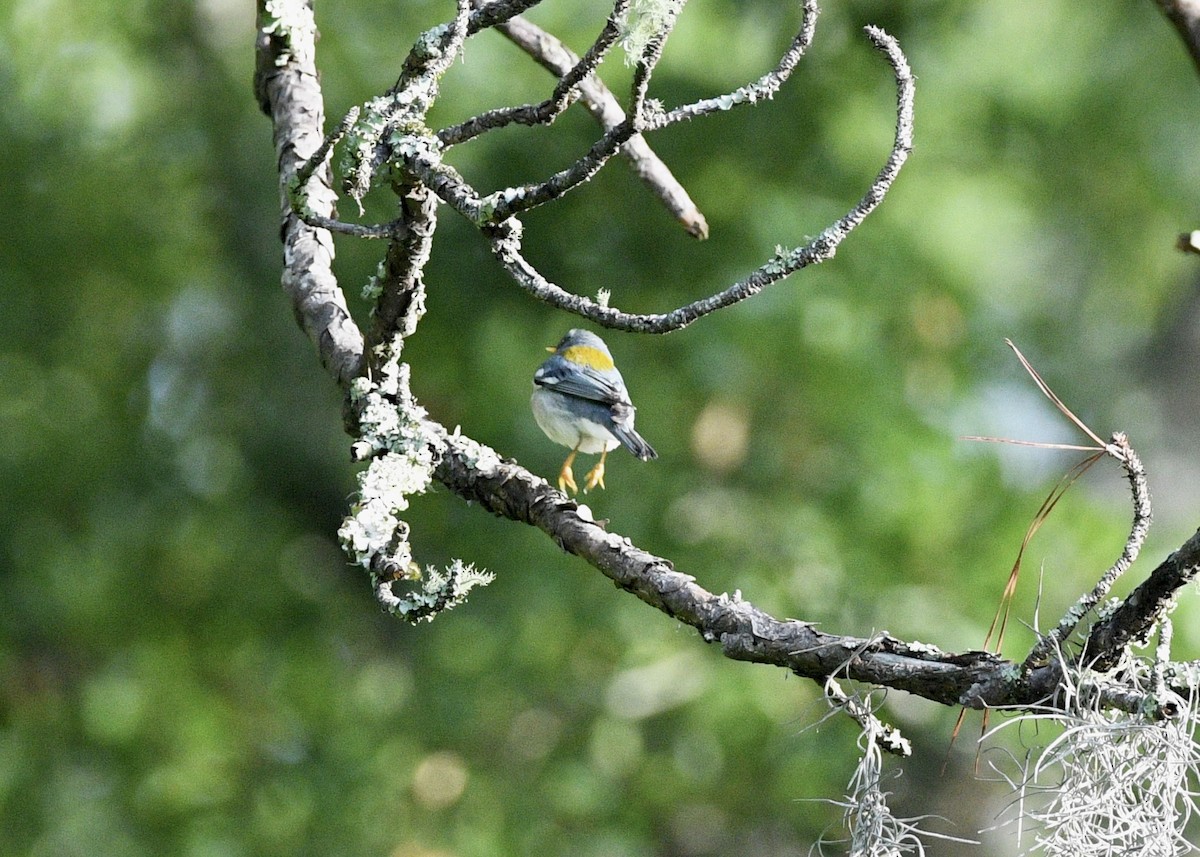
(2, 0, 1200, 855)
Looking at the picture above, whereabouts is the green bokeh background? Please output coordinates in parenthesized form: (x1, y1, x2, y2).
(3, 1, 1200, 855)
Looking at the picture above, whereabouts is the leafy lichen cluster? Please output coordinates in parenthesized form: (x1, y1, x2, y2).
(338, 355, 492, 623)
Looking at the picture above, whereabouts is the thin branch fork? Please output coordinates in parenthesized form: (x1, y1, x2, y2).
(437, 0, 632, 147)
(491, 11, 710, 237)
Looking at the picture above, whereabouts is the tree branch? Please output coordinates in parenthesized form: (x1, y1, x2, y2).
(429, 422, 1190, 718)
(646, 0, 819, 130)
(364, 184, 437, 359)
(1084, 527, 1200, 671)
(466, 0, 547, 35)
(254, 0, 365, 385)
(1024, 432, 1152, 669)
(437, 0, 630, 146)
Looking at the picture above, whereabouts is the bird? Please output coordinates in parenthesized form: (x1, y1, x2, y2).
(531, 329, 657, 494)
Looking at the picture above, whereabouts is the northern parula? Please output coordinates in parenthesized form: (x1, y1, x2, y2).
(532, 329, 657, 494)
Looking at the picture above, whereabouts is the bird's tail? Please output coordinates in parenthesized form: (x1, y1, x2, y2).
(614, 425, 657, 461)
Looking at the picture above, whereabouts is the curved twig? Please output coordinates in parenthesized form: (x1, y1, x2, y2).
(647, 0, 819, 130)
(486, 25, 913, 333)
(1024, 432, 1152, 669)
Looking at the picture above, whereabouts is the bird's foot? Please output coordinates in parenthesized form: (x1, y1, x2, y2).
(583, 459, 606, 493)
(558, 461, 579, 494)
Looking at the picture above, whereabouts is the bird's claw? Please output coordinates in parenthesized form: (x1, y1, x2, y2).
(583, 461, 606, 493)
(558, 462, 579, 495)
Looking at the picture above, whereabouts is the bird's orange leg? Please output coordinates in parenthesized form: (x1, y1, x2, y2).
(583, 448, 608, 492)
(558, 444, 581, 494)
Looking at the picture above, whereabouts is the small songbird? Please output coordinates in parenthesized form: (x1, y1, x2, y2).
(531, 329, 657, 494)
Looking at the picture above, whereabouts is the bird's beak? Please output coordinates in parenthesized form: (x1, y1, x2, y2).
(545, 346, 556, 353)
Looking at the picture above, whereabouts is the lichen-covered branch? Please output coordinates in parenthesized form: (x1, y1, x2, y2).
(363, 185, 437, 359)
(430, 425, 1081, 711)
(486, 23, 912, 333)
(645, 0, 818, 130)
(421, 423, 1181, 720)
(1024, 432, 1152, 669)
(254, 0, 364, 384)
(438, 0, 630, 146)
(340, 0, 472, 210)
(490, 12, 709, 237)
(339, 356, 495, 623)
